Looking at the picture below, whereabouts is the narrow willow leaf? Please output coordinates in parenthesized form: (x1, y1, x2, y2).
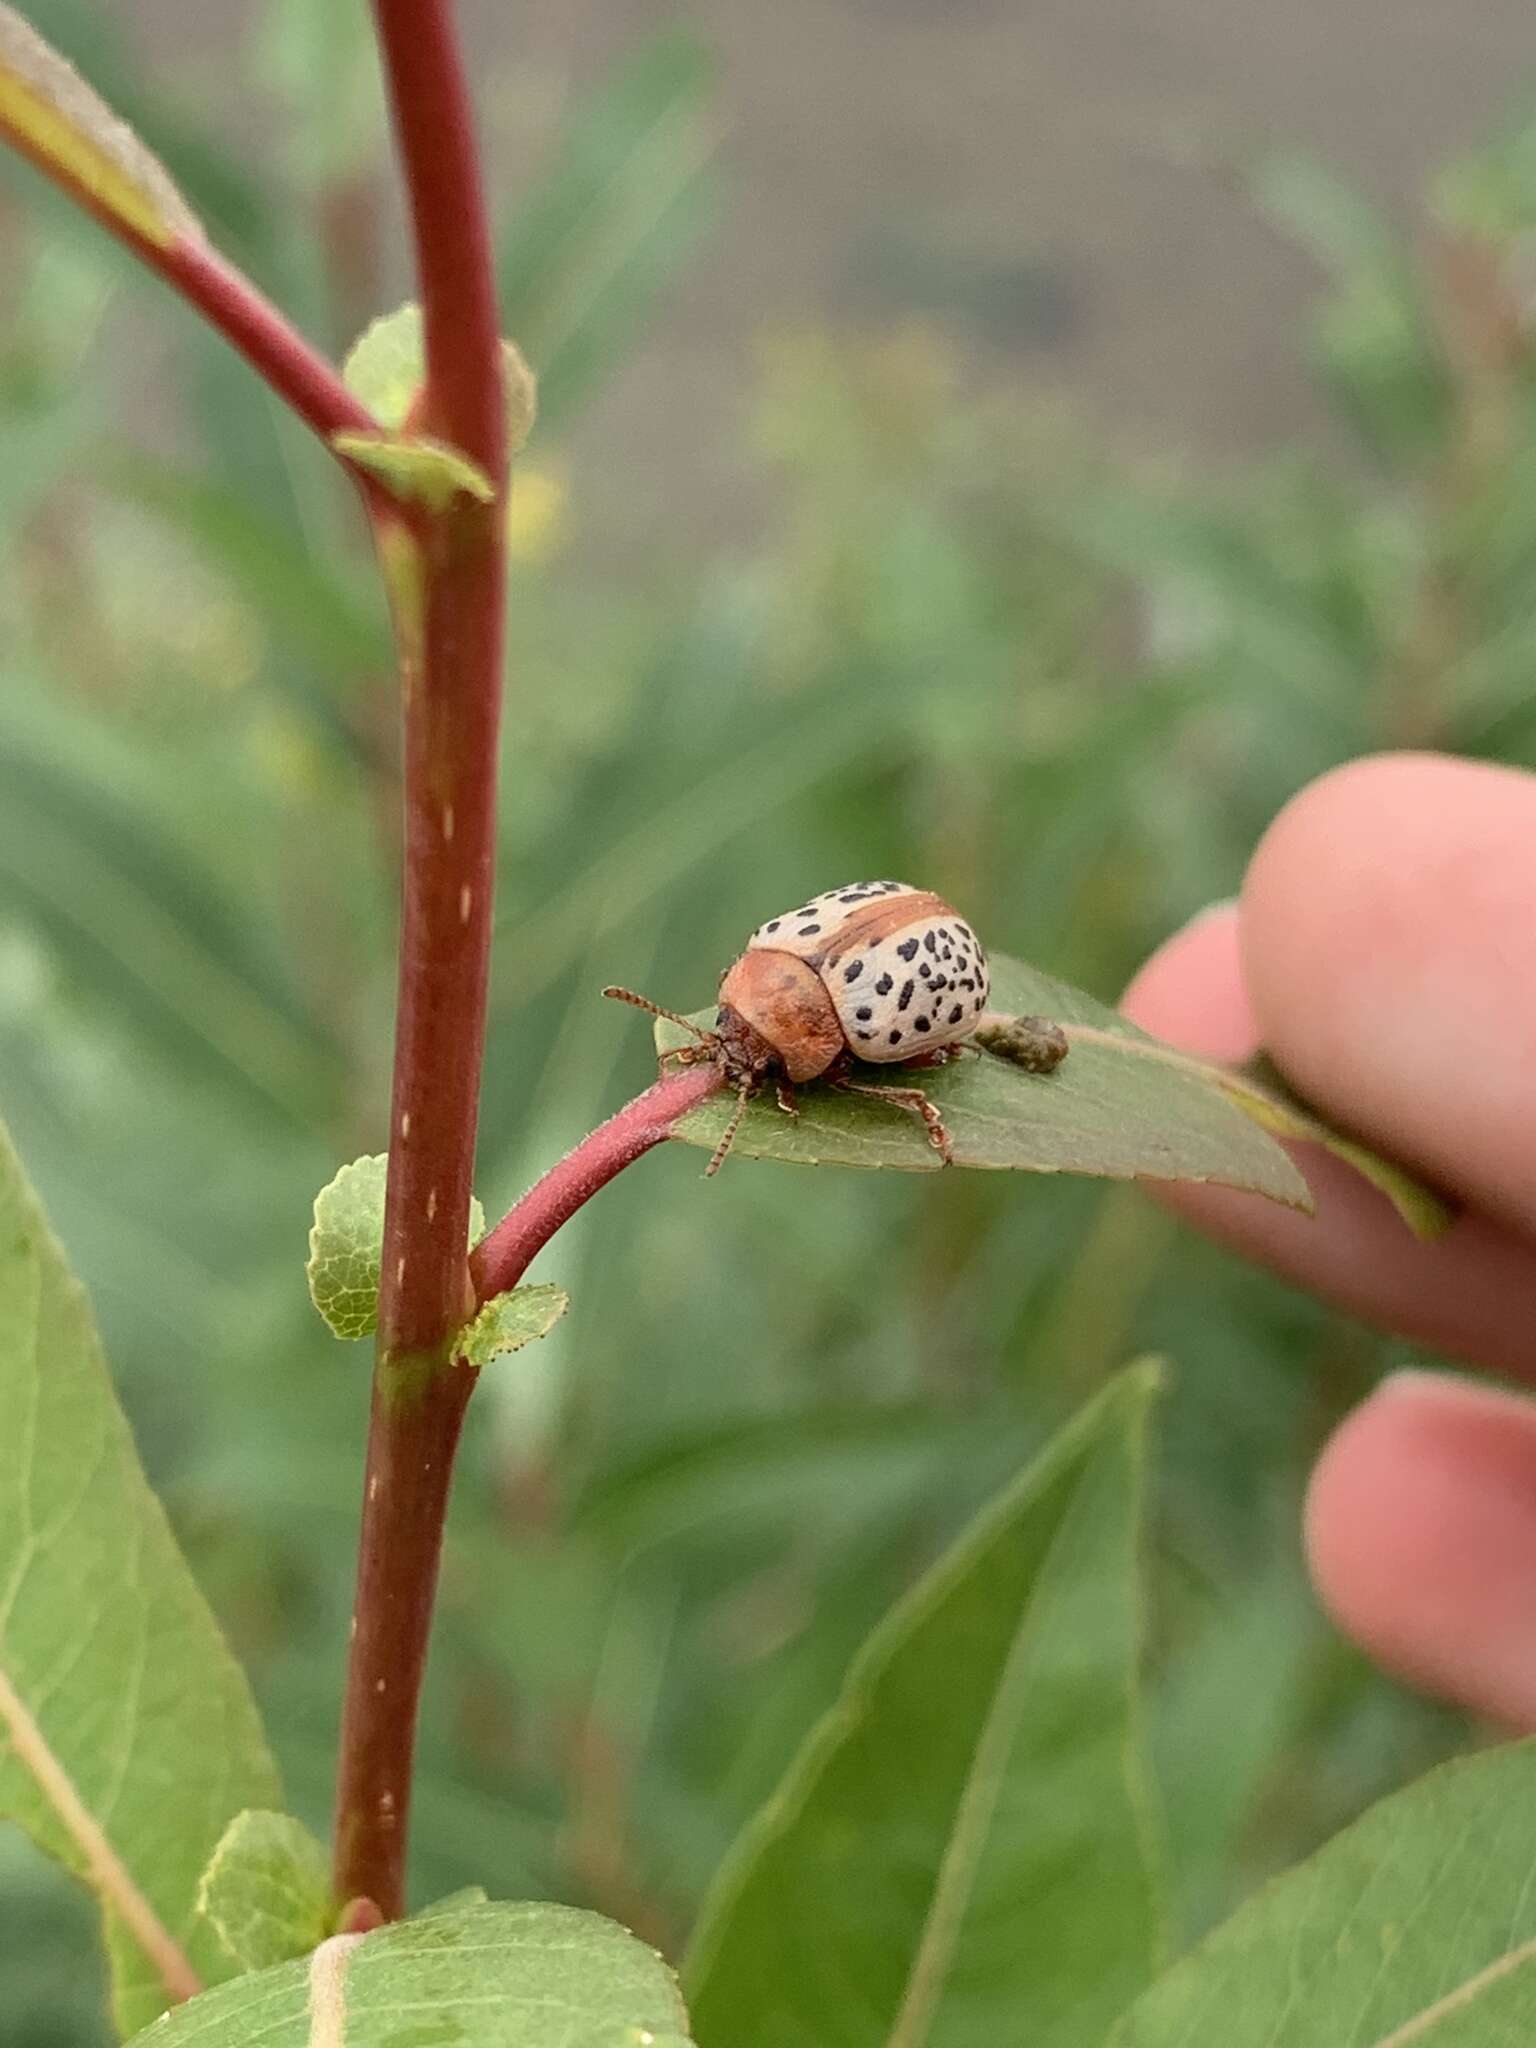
(195, 1811, 331, 1975)
(0, 1111, 279, 2035)
(686, 1365, 1164, 2048)
(660, 951, 1307, 1204)
(1225, 1055, 1454, 1239)
(456, 1283, 570, 1368)
(341, 301, 538, 449)
(658, 950, 1443, 1232)
(307, 1155, 487, 1341)
(126, 1900, 695, 2048)
(0, 3, 200, 246)
(331, 430, 496, 510)
(1114, 1739, 1536, 2045)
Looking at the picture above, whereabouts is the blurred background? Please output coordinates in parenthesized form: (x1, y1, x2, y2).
(4, 2, 1536, 2038)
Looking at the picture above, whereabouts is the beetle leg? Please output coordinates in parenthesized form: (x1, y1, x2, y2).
(832, 1078, 953, 1164)
(705, 1077, 753, 1177)
(775, 1078, 799, 1119)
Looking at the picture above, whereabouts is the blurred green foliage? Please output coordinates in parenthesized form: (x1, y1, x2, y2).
(1, 7, 1528, 2042)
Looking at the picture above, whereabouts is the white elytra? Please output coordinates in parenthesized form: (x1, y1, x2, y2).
(747, 880, 990, 1064)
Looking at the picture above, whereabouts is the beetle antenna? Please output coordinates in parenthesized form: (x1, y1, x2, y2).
(705, 1077, 752, 1177)
(602, 985, 711, 1039)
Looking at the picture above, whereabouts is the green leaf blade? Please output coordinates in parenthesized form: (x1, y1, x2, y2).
(126, 1900, 695, 2048)
(1113, 1740, 1536, 2046)
(657, 949, 1442, 1231)
(0, 2, 201, 248)
(307, 1155, 485, 1342)
(331, 430, 495, 510)
(685, 1365, 1164, 2048)
(195, 1811, 331, 1974)
(0, 1111, 279, 2035)
(456, 1283, 570, 1368)
(661, 952, 1310, 1204)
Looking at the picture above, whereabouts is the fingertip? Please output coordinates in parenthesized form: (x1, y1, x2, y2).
(1239, 751, 1536, 1228)
(1121, 899, 1257, 1063)
(1306, 1372, 1536, 1728)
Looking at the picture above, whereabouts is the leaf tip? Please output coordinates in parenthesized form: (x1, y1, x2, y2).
(0, 4, 202, 247)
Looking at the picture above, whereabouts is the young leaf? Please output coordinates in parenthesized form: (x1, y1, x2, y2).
(341, 302, 538, 449)
(341, 304, 426, 430)
(455, 1283, 570, 1368)
(0, 3, 201, 247)
(126, 1899, 695, 2048)
(656, 951, 1434, 1234)
(331, 430, 496, 511)
(194, 1811, 331, 1976)
(0, 1111, 280, 2035)
(685, 1364, 1164, 2048)
(307, 1155, 485, 1342)
(1113, 1738, 1536, 2045)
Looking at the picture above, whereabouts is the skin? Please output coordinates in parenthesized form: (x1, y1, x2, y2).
(1121, 752, 1536, 1730)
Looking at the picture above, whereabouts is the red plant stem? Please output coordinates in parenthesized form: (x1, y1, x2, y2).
(332, 0, 511, 1921)
(370, 0, 506, 471)
(148, 237, 382, 452)
(0, 125, 381, 460)
(470, 1067, 726, 1302)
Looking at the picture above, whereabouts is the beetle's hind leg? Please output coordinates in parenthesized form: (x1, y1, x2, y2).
(831, 1077, 953, 1164)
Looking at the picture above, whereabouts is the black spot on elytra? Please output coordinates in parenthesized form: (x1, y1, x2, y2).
(938, 927, 951, 940)
(914, 1015, 931, 1032)
(948, 1004, 964, 1024)
(843, 960, 864, 983)
(956, 922, 972, 938)
(898, 981, 915, 1011)
(765, 919, 780, 932)
(918, 962, 931, 979)
(856, 1029, 874, 1040)
(875, 973, 893, 995)
(888, 1029, 902, 1045)
(923, 931, 938, 955)
(930, 975, 947, 992)
(897, 938, 919, 961)
(798, 923, 822, 937)
(855, 1005, 872, 1021)
(973, 995, 984, 1010)
(960, 977, 975, 991)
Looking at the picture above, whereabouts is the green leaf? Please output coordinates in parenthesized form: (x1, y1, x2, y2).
(340, 304, 425, 430)
(656, 951, 1445, 1234)
(1225, 1055, 1454, 1239)
(666, 950, 1299, 1190)
(685, 1365, 1164, 2048)
(126, 1899, 695, 2048)
(0, 1110, 280, 2035)
(307, 1156, 485, 1342)
(0, 2, 200, 247)
(195, 1811, 331, 1974)
(341, 302, 538, 450)
(1113, 1738, 1536, 2045)
(456, 1283, 570, 1368)
(331, 430, 496, 510)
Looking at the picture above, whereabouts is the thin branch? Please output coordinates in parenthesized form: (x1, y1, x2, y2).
(0, 7, 380, 468)
(147, 236, 382, 455)
(369, 0, 506, 470)
(471, 1066, 726, 1302)
(333, 0, 511, 1921)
